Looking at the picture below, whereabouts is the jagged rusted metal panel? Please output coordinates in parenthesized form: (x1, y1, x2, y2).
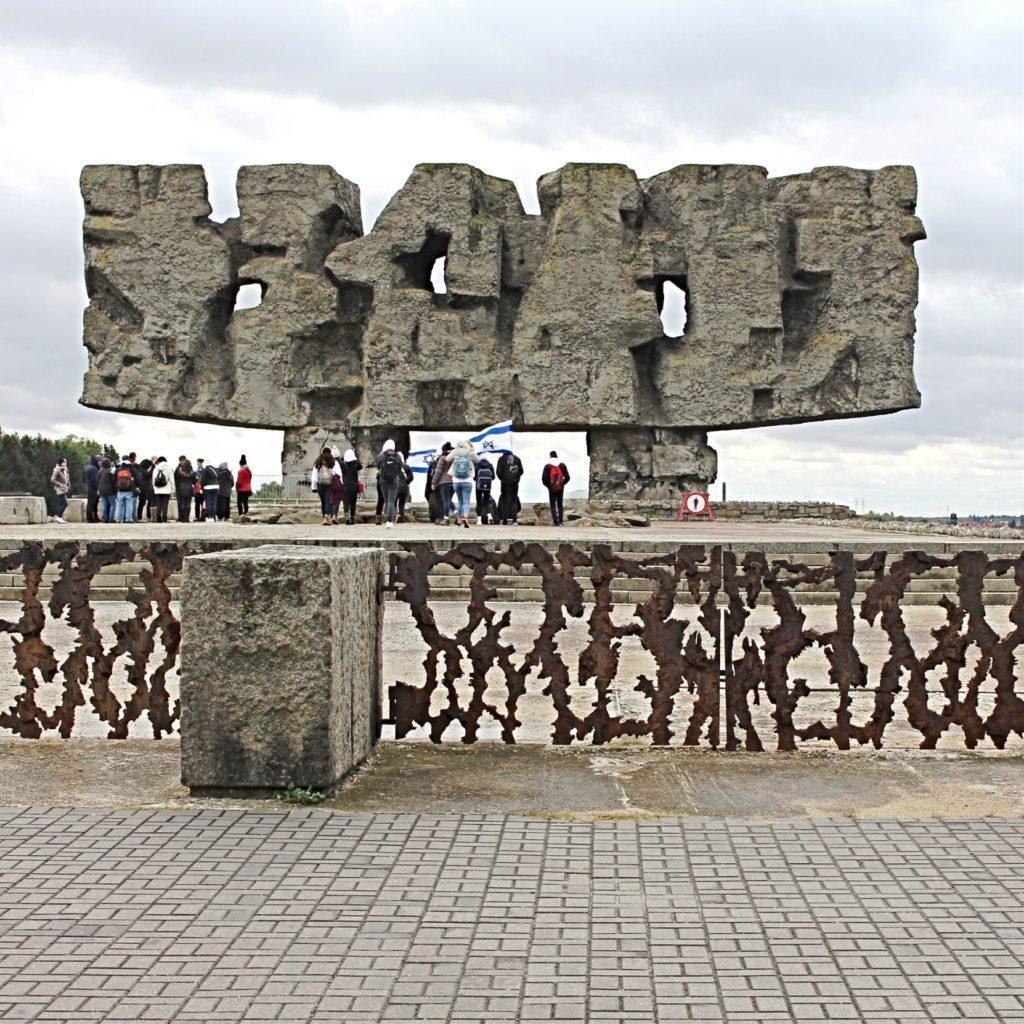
(718, 548, 1024, 750)
(0, 541, 207, 738)
(393, 542, 1024, 749)
(2, 540, 1021, 748)
(391, 541, 722, 746)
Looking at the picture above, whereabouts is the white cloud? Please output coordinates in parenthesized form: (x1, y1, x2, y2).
(0, 0, 1021, 515)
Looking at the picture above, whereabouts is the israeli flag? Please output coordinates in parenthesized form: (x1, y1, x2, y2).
(406, 420, 514, 474)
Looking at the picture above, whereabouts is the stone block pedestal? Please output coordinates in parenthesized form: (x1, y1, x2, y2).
(0, 495, 47, 525)
(180, 544, 386, 795)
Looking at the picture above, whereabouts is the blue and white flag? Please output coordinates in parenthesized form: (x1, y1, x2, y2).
(406, 420, 514, 474)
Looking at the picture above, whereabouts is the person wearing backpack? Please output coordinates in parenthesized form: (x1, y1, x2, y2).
(310, 448, 339, 525)
(174, 456, 195, 522)
(375, 440, 406, 529)
(542, 451, 571, 526)
(149, 457, 172, 523)
(201, 460, 221, 523)
(236, 455, 253, 516)
(113, 457, 137, 523)
(475, 455, 495, 525)
(445, 440, 479, 529)
(340, 449, 362, 525)
(496, 451, 525, 526)
(430, 442, 454, 524)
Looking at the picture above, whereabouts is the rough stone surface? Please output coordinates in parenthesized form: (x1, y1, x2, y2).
(0, 496, 47, 525)
(61, 497, 86, 523)
(179, 544, 385, 792)
(81, 161, 925, 497)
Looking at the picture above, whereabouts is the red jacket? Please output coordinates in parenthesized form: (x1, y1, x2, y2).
(237, 466, 252, 493)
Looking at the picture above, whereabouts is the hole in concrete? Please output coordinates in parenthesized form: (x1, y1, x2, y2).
(393, 229, 451, 291)
(752, 387, 775, 417)
(781, 271, 832, 362)
(430, 256, 447, 294)
(655, 276, 688, 335)
(232, 282, 263, 312)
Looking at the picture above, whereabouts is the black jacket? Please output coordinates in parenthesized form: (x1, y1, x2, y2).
(217, 467, 234, 497)
(97, 467, 115, 497)
(174, 462, 195, 495)
(475, 458, 495, 489)
(84, 456, 100, 491)
(496, 454, 524, 488)
(542, 463, 570, 491)
(341, 458, 361, 492)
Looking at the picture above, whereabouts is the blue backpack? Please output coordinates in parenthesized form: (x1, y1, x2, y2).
(453, 453, 472, 479)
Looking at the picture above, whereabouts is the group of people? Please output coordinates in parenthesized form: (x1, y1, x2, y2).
(51, 440, 573, 528)
(309, 439, 570, 528)
(53, 453, 254, 524)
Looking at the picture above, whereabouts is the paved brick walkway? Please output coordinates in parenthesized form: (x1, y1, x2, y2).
(0, 810, 1020, 1023)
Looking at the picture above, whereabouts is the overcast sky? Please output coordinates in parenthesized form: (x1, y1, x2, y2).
(1, 0, 1021, 513)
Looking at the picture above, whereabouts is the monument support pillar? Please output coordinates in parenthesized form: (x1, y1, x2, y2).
(586, 427, 717, 501)
(180, 545, 386, 796)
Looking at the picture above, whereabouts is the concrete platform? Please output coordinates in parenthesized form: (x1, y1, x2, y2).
(1, 739, 1020, 819)
(2, 518, 1018, 552)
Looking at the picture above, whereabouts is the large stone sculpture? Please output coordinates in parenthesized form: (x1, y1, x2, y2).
(80, 161, 925, 498)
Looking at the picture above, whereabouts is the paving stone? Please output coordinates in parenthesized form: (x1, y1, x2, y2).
(0, 811, 1020, 1022)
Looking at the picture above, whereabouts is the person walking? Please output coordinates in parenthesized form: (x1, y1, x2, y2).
(97, 458, 116, 523)
(216, 462, 234, 521)
(84, 454, 101, 523)
(475, 454, 495, 525)
(311, 448, 338, 525)
(375, 440, 406, 528)
(444, 440, 479, 529)
(113, 456, 136, 523)
(496, 451, 524, 526)
(542, 451, 571, 526)
(193, 459, 207, 521)
(174, 456, 194, 522)
(50, 458, 70, 522)
(430, 442, 454, 525)
(236, 455, 252, 516)
(151, 456, 172, 523)
(397, 459, 414, 522)
(340, 449, 361, 524)
(424, 453, 439, 523)
(200, 460, 220, 523)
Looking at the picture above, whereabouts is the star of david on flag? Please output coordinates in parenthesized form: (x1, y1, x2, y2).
(406, 420, 514, 473)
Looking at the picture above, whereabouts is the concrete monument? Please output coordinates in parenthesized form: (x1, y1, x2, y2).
(80, 161, 925, 498)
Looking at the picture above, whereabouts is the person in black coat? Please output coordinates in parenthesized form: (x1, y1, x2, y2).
(496, 451, 524, 526)
(97, 458, 115, 523)
(340, 449, 362, 525)
(216, 463, 234, 521)
(475, 456, 496, 525)
(541, 451, 571, 526)
(84, 454, 101, 523)
(173, 457, 195, 523)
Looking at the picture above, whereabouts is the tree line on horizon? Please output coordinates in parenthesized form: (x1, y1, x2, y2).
(0, 429, 117, 514)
